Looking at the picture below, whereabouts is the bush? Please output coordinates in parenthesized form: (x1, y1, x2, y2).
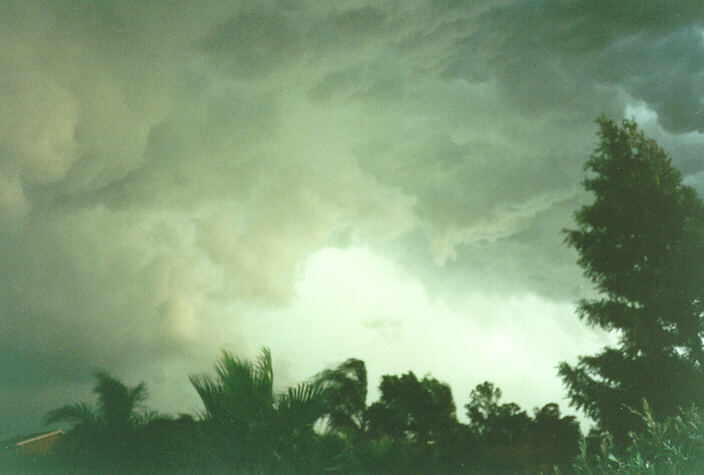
(575, 401, 704, 473)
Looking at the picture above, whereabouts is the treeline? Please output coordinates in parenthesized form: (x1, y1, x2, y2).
(12, 349, 580, 473)
(10, 350, 704, 473)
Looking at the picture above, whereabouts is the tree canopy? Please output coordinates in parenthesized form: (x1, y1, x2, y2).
(189, 347, 338, 471)
(44, 371, 151, 470)
(559, 116, 704, 444)
(30, 352, 586, 472)
(315, 357, 368, 437)
(365, 371, 457, 446)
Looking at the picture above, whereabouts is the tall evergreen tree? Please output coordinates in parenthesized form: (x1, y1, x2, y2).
(559, 116, 704, 444)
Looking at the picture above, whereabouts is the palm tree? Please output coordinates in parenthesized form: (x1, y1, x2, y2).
(189, 348, 274, 434)
(45, 371, 150, 469)
(314, 358, 368, 437)
(189, 347, 336, 471)
(44, 402, 98, 430)
(46, 370, 147, 431)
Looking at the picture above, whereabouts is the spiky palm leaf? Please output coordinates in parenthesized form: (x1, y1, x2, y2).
(190, 347, 354, 471)
(191, 348, 275, 429)
(217, 349, 274, 424)
(277, 381, 334, 431)
(92, 370, 147, 429)
(46, 371, 148, 432)
(45, 402, 97, 427)
(189, 373, 226, 422)
(315, 358, 368, 434)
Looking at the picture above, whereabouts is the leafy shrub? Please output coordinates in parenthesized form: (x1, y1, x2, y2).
(575, 401, 704, 473)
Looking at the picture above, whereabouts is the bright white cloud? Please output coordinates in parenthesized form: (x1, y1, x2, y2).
(228, 246, 611, 427)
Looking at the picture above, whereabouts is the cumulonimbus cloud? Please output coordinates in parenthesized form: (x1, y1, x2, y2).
(2, 0, 703, 435)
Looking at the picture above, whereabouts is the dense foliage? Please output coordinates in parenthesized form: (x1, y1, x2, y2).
(575, 402, 704, 473)
(43, 371, 152, 471)
(188, 348, 340, 472)
(7, 350, 581, 473)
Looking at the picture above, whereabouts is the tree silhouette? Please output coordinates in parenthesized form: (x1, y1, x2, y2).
(189, 347, 337, 471)
(465, 381, 503, 438)
(45, 370, 150, 469)
(559, 116, 704, 444)
(531, 403, 581, 470)
(28, 356, 593, 471)
(357, 371, 464, 472)
(366, 371, 457, 446)
(465, 381, 531, 470)
(464, 382, 581, 472)
(315, 358, 368, 437)
(46, 371, 147, 429)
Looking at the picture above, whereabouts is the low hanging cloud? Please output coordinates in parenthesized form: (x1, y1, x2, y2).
(2, 0, 704, 435)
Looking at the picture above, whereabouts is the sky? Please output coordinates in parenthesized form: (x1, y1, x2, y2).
(2, 0, 704, 436)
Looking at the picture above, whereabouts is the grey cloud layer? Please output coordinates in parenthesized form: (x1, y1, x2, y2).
(2, 0, 703, 434)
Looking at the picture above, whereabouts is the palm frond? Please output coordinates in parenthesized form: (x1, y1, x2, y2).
(128, 382, 148, 407)
(315, 358, 368, 434)
(189, 373, 225, 421)
(45, 402, 97, 426)
(192, 349, 276, 427)
(255, 347, 274, 398)
(277, 381, 334, 429)
(93, 370, 146, 427)
(132, 409, 163, 428)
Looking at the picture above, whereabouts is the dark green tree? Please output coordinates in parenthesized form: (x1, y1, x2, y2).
(559, 116, 704, 444)
(189, 347, 338, 471)
(46, 371, 147, 431)
(361, 371, 463, 472)
(45, 371, 150, 470)
(465, 381, 532, 470)
(315, 358, 368, 437)
(365, 371, 457, 446)
(531, 403, 581, 471)
(465, 381, 503, 438)
(574, 401, 704, 473)
(466, 381, 532, 445)
(464, 382, 581, 472)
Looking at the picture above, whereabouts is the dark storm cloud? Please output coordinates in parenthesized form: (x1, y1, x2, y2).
(2, 0, 703, 435)
(200, 8, 304, 78)
(446, 0, 704, 131)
